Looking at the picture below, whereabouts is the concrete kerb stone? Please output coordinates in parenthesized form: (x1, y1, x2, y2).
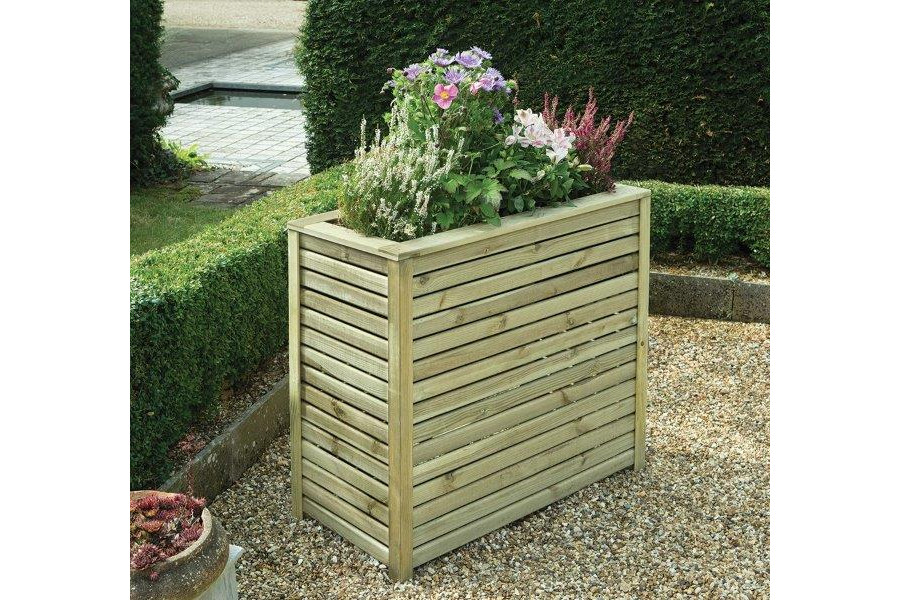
(162, 377, 289, 501)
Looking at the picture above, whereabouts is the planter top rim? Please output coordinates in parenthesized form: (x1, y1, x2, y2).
(287, 184, 649, 262)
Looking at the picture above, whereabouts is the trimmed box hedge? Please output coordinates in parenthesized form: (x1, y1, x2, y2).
(297, 0, 769, 186)
(130, 169, 344, 489)
(130, 172, 767, 488)
(626, 180, 770, 267)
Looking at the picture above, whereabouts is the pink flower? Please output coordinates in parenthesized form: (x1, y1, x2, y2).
(468, 77, 492, 95)
(432, 83, 458, 109)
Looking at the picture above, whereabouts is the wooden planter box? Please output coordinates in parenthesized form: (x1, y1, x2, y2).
(286, 184, 650, 581)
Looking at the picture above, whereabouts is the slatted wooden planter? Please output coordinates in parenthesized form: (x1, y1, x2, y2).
(286, 184, 650, 581)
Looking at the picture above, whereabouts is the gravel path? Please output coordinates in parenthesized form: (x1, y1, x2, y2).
(211, 315, 769, 598)
(164, 0, 306, 31)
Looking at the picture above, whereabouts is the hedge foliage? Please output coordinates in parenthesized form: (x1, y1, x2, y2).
(297, 0, 769, 186)
(131, 0, 174, 184)
(130, 169, 344, 489)
(626, 180, 769, 267)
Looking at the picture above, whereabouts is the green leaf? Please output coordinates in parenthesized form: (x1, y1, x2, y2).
(508, 168, 531, 180)
(513, 196, 524, 211)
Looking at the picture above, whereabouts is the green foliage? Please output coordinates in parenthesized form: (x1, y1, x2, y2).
(625, 179, 770, 267)
(163, 141, 209, 172)
(131, 0, 177, 184)
(130, 184, 234, 256)
(297, 0, 769, 186)
(130, 168, 345, 489)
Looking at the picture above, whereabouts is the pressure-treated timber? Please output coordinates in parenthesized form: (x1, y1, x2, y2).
(287, 185, 650, 580)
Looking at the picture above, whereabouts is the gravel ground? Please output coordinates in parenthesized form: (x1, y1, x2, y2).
(211, 315, 769, 598)
(163, 0, 306, 31)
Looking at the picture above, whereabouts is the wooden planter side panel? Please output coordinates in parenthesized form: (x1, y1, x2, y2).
(289, 188, 650, 578)
(407, 198, 643, 567)
(290, 232, 393, 565)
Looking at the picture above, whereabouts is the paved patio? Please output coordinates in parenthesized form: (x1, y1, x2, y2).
(161, 38, 309, 193)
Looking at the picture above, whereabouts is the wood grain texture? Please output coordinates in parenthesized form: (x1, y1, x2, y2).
(634, 194, 651, 470)
(288, 229, 303, 518)
(387, 259, 414, 581)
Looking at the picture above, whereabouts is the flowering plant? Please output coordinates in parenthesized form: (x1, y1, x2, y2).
(341, 47, 632, 241)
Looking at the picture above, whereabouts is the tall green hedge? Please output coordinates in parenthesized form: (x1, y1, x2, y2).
(131, 0, 172, 183)
(297, 0, 769, 186)
(130, 169, 343, 489)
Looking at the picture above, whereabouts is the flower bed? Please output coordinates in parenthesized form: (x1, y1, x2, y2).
(287, 48, 648, 579)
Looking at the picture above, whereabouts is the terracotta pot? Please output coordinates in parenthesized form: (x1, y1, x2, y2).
(130, 491, 229, 600)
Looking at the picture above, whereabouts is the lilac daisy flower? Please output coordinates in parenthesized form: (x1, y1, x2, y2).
(430, 48, 453, 67)
(454, 50, 482, 68)
(403, 63, 425, 81)
(492, 108, 504, 124)
(471, 46, 492, 60)
(482, 67, 506, 91)
(444, 67, 466, 85)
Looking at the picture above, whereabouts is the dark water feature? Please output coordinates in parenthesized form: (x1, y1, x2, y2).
(177, 89, 303, 110)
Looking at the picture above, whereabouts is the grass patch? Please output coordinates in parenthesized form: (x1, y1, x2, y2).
(130, 184, 235, 256)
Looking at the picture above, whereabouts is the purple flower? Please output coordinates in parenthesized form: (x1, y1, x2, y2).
(430, 48, 453, 67)
(444, 67, 466, 85)
(403, 63, 425, 81)
(492, 108, 504, 124)
(454, 50, 482, 68)
(482, 67, 506, 91)
(471, 46, 492, 60)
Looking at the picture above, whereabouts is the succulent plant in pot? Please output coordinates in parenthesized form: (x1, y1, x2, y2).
(130, 490, 237, 600)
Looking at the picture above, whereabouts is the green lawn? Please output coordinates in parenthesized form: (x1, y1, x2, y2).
(131, 185, 235, 256)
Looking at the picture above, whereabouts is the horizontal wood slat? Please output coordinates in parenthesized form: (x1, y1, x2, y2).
(413, 309, 637, 396)
(412, 449, 635, 567)
(300, 249, 389, 295)
(413, 432, 635, 545)
(301, 365, 388, 421)
(303, 346, 388, 400)
(413, 355, 637, 444)
(301, 393, 389, 455)
(303, 459, 389, 525)
(413, 236, 638, 317)
(413, 398, 635, 506)
(303, 478, 389, 545)
(303, 497, 390, 565)
(300, 289, 389, 338)
(301, 269, 389, 317)
(412, 216, 639, 296)
(301, 307, 389, 359)
(300, 232, 389, 274)
(413, 328, 637, 421)
(302, 421, 389, 484)
(302, 440, 388, 504)
(301, 327, 389, 381)
(409, 198, 641, 273)
(412, 255, 638, 338)
(413, 417, 634, 525)
(413, 362, 637, 463)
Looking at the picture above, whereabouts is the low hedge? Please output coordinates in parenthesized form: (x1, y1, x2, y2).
(130, 173, 767, 487)
(626, 180, 770, 267)
(130, 169, 344, 489)
(297, 0, 769, 186)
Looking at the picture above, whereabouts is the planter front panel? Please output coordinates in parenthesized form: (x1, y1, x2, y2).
(288, 186, 650, 580)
